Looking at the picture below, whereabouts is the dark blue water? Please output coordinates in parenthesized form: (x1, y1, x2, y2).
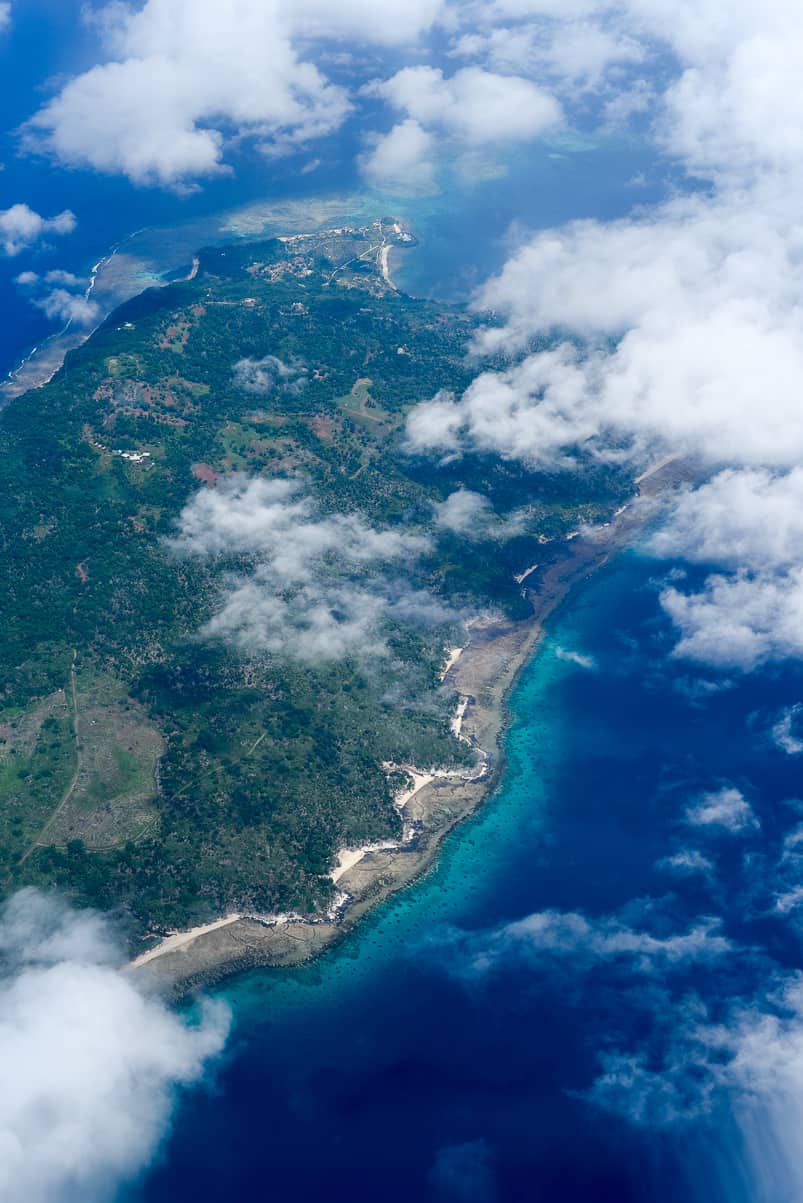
(126, 552, 803, 1203)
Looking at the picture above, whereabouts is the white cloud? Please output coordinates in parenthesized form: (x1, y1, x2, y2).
(723, 978, 803, 1203)
(587, 1043, 718, 1128)
(433, 488, 493, 535)
(42, 269, 83, 286)
(403, 2, 803, 673)
(661, 571, 803, 672)
(34, 288, 100, 328)
(656, 849, 714, 877)
(772, 886, 803, 917)
(233, 354, 306, 396)
(16, 269, 99, 329)
(26, 6, 345, 186)
(405, 350, 599, 469)
(173, 476, 428, 567)
(359, 119, 436, 195)
(464, 194, 803, 470)
(24, 0, 445, 188)
(432, 488, 525, 540)
(781, 824, 803, 860)
(587, 972, 803, 1203)
(0, 890, 228, 1203)
(450, 18, 643, 89)
(401, 2, 803, 467)
(404, 195, 803, 477)
(641, 0, 803, 186)
(0, 4, 10, 33)
(360, 63, 562, 190)
(0, 205, 76, 257)
(685, 786, 759, 834)
(288, 0, 444, 44)
(650, 470, 803, 574)
(773, 705, 803, 756)
(368, 65, 563, 144)
(554, 646, 596, 670)
(646, 470, 803, 671)
(468, 908, 731, 976)
(171, 475, 446, 660)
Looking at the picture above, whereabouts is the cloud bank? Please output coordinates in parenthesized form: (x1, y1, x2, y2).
(0, 890, 228, 1203)
(401, 0, 803, 672)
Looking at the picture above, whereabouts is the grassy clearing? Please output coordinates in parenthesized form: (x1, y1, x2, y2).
(42, 668, 164, 850)
(0, 691, 76, 873)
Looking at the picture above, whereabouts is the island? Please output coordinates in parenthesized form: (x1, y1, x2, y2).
(0, 218, 635, 991)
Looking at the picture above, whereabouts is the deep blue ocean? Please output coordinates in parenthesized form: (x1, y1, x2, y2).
(117, 551, 803, 1203)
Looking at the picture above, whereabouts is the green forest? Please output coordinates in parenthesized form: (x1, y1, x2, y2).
(0, 221, 631, 943)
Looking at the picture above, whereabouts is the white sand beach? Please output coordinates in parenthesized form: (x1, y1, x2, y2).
(451, 697, 469, 738)
(514, 563, 540, 585)
(440, 646, 465, 680)
(131, 914, 244, 968)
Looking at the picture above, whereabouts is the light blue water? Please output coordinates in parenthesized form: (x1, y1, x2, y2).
(128, 551, 803, 1202)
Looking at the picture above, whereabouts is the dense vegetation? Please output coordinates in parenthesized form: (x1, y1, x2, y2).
(0, 221, 631, 942)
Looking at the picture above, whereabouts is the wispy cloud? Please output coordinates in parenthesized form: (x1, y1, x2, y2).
(171, 475, 448, 660)
(444, 906, 732, 978)
(685, 787, 760, 836)
(432, 488, 526, 542)
(555, 645, 597, 670)
(233, 355, 307, 397)
(15, 269, 99, 328)
(772, 705, 803, 756)
(656, 848, 714, 878)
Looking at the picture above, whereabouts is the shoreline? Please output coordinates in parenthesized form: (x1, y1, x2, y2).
(0, 227, 151, 405)
(128, 458, 687, 998)
(1, 218, 404, 407)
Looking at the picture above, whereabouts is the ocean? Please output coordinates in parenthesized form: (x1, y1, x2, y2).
(121, 549, 803, 1203)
